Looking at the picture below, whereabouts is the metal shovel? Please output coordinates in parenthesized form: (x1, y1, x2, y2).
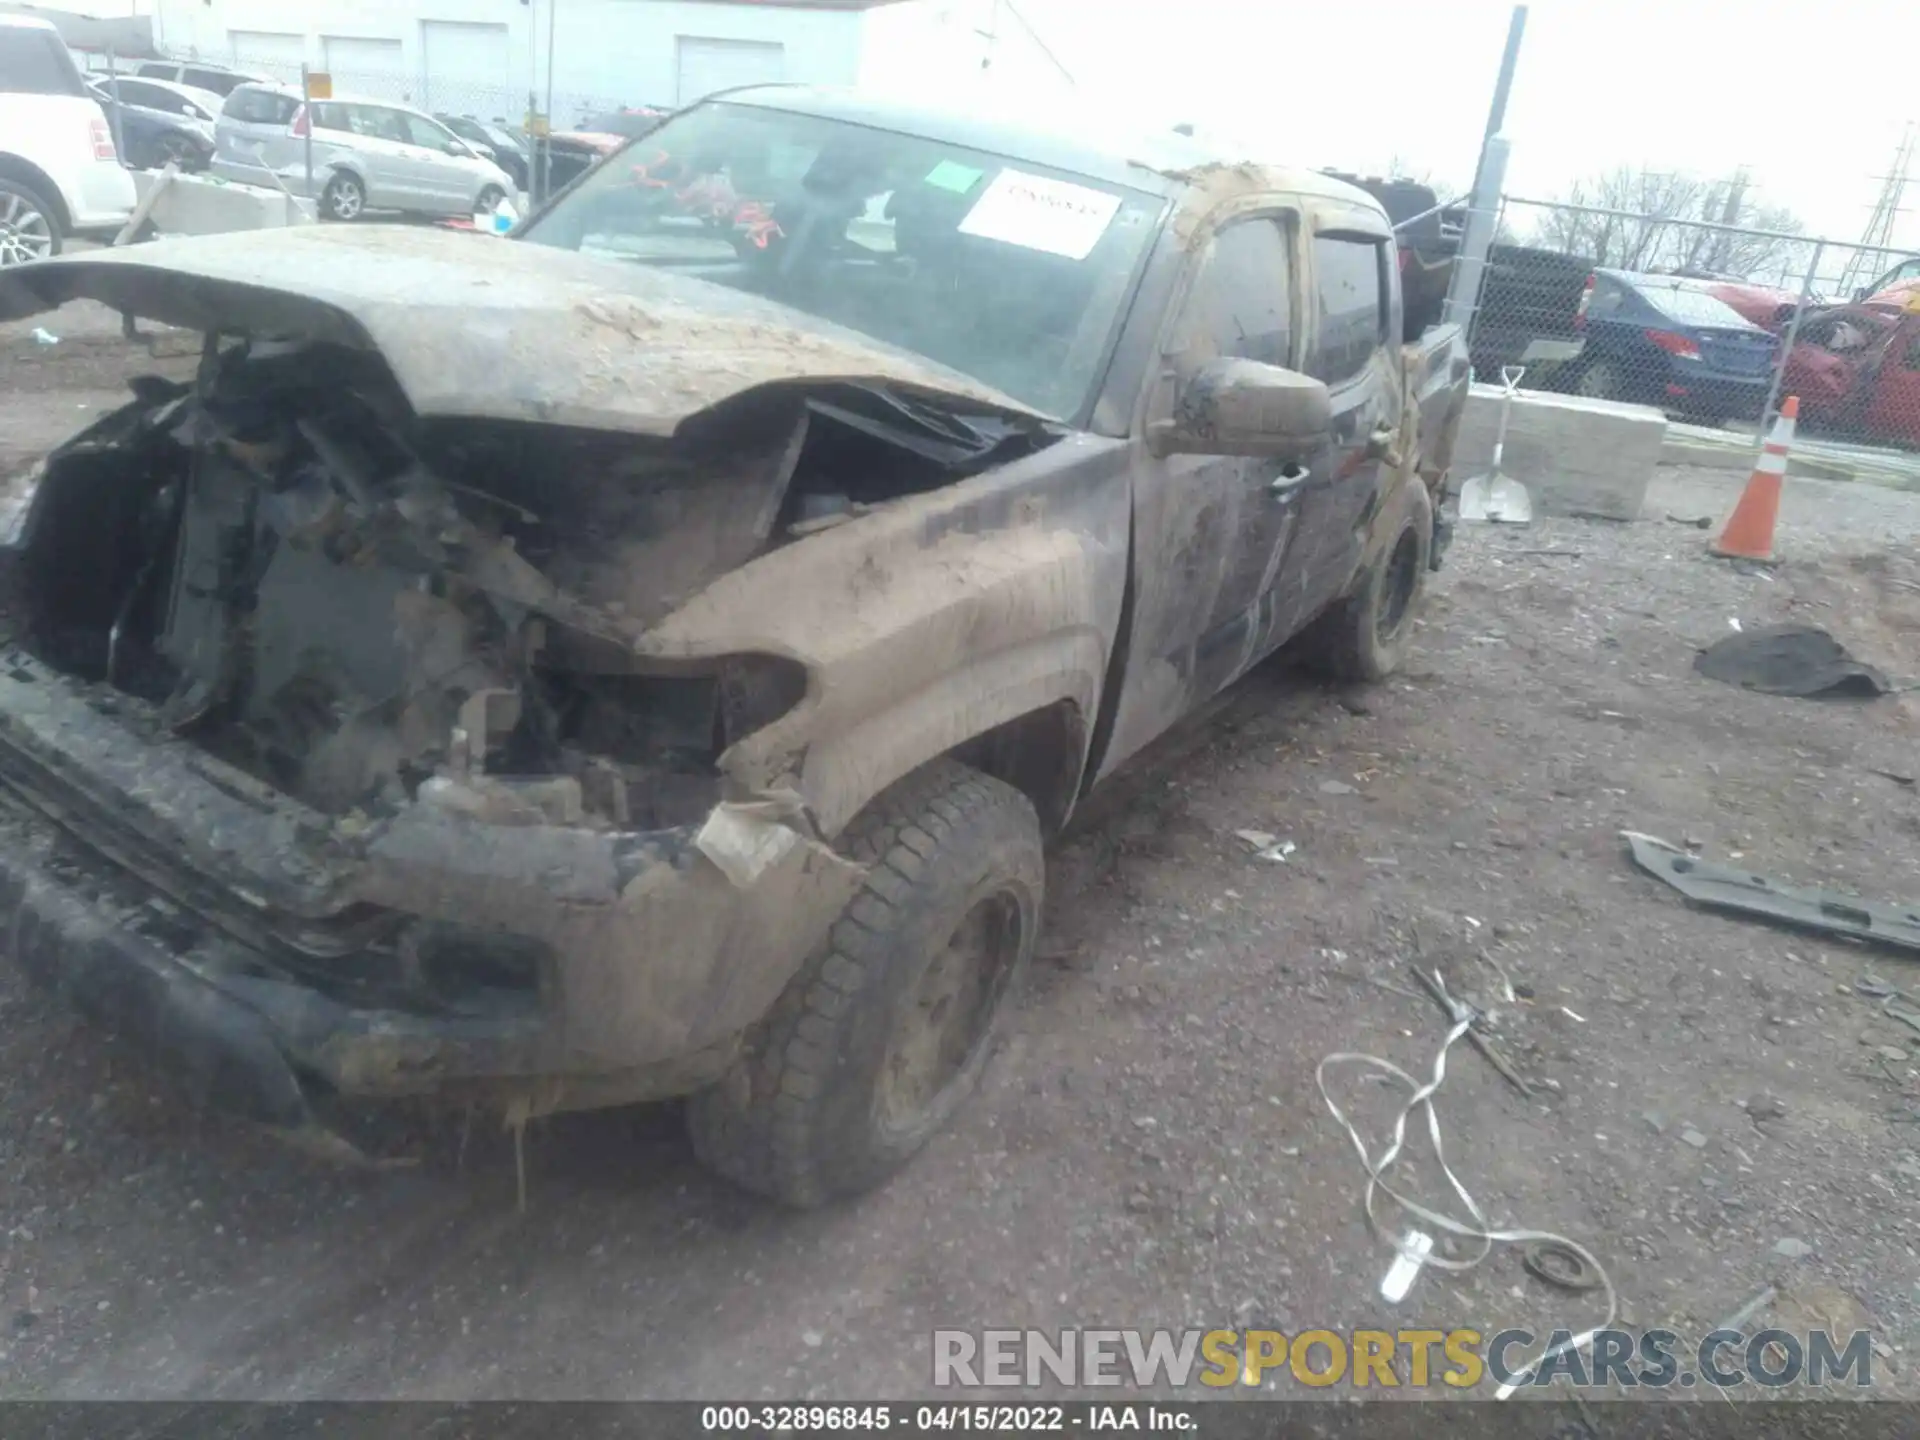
(1458, 365, 1533, 525)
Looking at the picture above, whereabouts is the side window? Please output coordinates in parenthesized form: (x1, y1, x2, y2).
(185, 68, 231, 93)
(1177, 217, 1294, 369)
(135, 62, 172, 80)
(1309, 234, 1387, 385)
(349, 105, 407, 142)
(310, 101, 350, 132)
(399, 112, 455, 150)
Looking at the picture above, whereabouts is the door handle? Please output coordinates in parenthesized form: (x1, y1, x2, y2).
(1269, 463, 1310, 496)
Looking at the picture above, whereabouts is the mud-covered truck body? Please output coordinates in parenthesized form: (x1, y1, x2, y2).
(0, 88, 1468, 1204)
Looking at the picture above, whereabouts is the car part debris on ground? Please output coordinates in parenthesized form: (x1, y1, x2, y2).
(1623, 833, 1920, 955)
(1694, 624, 1891, 698)
(1317, 968, 1615, 1398)
(1235, 830, 1297, 862)
(1458, 365, 1533, 526)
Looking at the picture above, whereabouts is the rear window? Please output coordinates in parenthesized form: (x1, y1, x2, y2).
(184, 67, 245, 96)
(223, 85, 298, 125)
(0, 26, 87, 98)
(1629, 281, 1754, 330)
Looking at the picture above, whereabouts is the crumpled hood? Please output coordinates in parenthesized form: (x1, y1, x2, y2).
(0, 225, 1040, 436)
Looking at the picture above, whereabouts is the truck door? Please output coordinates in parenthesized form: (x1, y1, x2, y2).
(1863, 318, 1920, 447)
(1094, 211, 1318, 778)
(1275, 229, 1399, 643)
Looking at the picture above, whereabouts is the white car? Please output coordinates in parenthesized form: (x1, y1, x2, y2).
(0, 15, 137, 265)
(213, 83, 516, 222)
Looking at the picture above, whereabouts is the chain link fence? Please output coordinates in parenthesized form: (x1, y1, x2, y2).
(1464, 197, 1920, 456)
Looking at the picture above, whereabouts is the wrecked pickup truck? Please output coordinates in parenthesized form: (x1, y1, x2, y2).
(0, 86, 1469, 1205)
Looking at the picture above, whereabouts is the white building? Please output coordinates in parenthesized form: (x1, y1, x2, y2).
(145, 0, 1074, 124)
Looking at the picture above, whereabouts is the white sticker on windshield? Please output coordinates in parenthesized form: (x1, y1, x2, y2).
(956, 169, 1121, 260)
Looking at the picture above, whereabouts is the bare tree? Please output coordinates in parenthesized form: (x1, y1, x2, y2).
(1527, 166, 1807, 281)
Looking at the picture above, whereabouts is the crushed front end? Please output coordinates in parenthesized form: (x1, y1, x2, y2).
(0, 335, 882, 1138)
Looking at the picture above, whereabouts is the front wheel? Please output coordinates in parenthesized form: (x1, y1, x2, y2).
(0, 179, 61, 267)
(1300, 482, 1433, 683)
(687, 759, 1043, 1207)
(474, 184, 506, 216)
(319, 172, 365, 222)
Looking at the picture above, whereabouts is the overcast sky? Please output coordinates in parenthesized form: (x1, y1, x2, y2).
(1017, 0, 1918, 259)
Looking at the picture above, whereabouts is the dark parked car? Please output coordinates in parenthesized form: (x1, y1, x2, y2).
(1569, 269, 1778, 421)
(437, 113, 529, 191)
(87, 75, 217, 171)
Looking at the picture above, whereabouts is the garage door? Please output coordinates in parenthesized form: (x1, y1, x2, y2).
(674, 37, 784, 105)
(421, 21, 512, 114)
(322, 35, 406, 99)
(229, 30, 304, 73)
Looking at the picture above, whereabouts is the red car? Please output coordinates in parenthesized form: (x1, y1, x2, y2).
(1779, 304, 1920, 447)
(1705, 281, 1799, 333)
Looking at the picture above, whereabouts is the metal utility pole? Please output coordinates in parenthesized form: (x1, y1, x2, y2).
(1463, 6, 1526, 216)
(1837, 124, 1914, 296)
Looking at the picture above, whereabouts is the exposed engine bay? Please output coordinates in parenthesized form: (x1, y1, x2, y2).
(9, 337, 1061, 830)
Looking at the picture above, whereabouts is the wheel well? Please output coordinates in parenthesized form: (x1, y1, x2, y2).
(0, 154, 72, 229)
(949, 700, 1086, 837)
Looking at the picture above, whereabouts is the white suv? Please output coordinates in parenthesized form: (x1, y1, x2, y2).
(0, 15, 137, 265)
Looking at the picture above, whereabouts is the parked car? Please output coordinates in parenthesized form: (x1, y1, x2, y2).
(0, 13, 135, 265)
(86, 75, 219, 172)
(133, 58, 267, 98)
(0, 87, 1469, 1205)
(1702, 280, 1800, 333)
(1780, 304, 1920, 448)
(1569, 269, 1779, 421)
(544, 107, 668, 191)
(436, 113, 529, 191)
(1858, 255, 1920, 312)
(213, 82, 515, 221)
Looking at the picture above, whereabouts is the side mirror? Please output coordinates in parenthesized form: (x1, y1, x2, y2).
(1149, 357, 1332, 460)
(1853, 287, 1867, 303)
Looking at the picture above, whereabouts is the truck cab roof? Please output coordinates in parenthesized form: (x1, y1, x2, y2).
(715, 85, 1391, 234)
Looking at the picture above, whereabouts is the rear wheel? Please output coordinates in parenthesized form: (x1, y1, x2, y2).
(687, 759, 1043, 1207)
(1300, 483, 1433, 683)
(320, 172, 364, 222)
(0, 179, 60, 267)
(1574, 358, 1622, 402)
(158, 132, 203, 171)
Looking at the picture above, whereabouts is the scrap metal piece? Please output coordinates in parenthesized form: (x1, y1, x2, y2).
(1623, 832, 1920, 955)
(1522, 1239, 1603, 1292)
(1409, 964, 1533, 1098)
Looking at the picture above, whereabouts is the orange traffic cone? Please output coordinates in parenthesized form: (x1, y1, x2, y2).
(1711, 396, 1796, 562)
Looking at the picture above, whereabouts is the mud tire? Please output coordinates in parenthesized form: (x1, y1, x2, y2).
(1302, 482, 1433, 683)
(686, 759, 1042, 1207)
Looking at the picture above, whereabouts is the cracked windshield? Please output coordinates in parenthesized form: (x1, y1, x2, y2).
(519, 100, 1165, 418)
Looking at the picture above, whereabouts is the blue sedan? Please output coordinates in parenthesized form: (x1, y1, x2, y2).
(1570, 269, 1780, 422)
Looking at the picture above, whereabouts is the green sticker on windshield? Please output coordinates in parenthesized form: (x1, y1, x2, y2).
(925, 160, 984, 195)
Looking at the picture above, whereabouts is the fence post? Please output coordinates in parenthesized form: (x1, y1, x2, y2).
(1757, 239, 1824, 441)
(105, 47, 126, 167)
(301, 64, 315, 199)
(1443, 134, 1510, 340)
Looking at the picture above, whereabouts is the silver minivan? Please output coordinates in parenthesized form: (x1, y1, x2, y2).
(213, 82, 516, 221)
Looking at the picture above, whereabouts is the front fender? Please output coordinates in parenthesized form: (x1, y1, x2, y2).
(636, 437, 1133, 837)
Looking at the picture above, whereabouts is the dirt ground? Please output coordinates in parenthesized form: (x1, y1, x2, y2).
(2, 310, 1919, 1405)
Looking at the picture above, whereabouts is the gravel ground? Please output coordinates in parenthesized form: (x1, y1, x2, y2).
(1, 310, 1919, 1406)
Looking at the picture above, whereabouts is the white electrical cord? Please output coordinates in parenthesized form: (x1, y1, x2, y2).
(1317, 989, 1616, 1399)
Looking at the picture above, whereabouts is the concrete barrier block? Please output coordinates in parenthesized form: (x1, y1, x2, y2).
(1452, 384, 1668, 521)
(134, 170, 315, 237)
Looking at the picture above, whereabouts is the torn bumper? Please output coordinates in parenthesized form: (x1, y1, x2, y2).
(0, 658, 862, 1123)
